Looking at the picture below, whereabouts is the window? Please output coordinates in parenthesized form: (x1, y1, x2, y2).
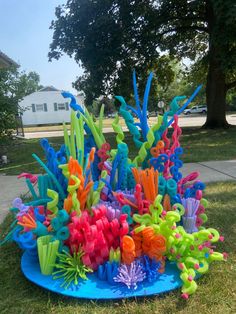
(57, 103, 66, 110)
(36, 104, 44, 112)
(54, 102, 69, 111)
(32, 103, 47, 112)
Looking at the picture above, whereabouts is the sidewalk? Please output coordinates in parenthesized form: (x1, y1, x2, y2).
(182, 160, 236, 182)
(0, 175, 26, 223)
(0, 160, 235, 224)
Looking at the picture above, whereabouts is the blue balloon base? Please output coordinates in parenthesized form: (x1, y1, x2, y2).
(21, 252, 183, 299)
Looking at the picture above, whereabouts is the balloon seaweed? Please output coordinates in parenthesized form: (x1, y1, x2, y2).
(1, 71, 226, 299)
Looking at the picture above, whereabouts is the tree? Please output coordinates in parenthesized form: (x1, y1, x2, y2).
(49, 0, 236, 128)
(0, 67, 42, 139)
(17, 71, 43, 100)
(87, 97, 116, 117)
(186, 58, 236, 111)
(49, 1, 177, 107)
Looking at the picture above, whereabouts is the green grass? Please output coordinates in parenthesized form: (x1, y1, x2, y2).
(178, 127, 236, 163)
(0, 127, 236, 175)
(0, 137, 62, 175)
(0, 181, 235, 314)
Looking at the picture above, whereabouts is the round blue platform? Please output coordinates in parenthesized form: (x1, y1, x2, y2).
(21, 252, 183, 299)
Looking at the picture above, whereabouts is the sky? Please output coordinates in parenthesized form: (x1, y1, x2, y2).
(0, 0, 83, 93)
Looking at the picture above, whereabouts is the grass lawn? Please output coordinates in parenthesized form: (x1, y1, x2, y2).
(0, 127, 236, 176)
(0, 181, 235, 314)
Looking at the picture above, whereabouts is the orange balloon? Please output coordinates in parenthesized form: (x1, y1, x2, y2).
(122, 235, 135, 252)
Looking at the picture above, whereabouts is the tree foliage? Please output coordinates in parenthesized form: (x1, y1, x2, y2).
(0, 67, 42, 139)
(49, 0, 236, 127)
(87, 97, 116, 117)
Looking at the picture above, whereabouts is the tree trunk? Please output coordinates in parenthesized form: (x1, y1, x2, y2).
(204, 0, 229, 129)
(203, 53, 229, 128)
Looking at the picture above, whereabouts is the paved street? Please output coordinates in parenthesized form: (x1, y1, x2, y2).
(23, 114, 236, 139)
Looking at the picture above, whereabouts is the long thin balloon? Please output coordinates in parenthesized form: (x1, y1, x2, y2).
(167, 85, 203, 127)
(79, 116, 84, 167)
(132, 70, 141, 114)
(25, 178, 38, 200)
(32, 153, 66, 200)
(61, 91, 84, 114)
(142, 72, 153, 120)
(141, 72, 153, 139)
(98, 104, 104, 134)
(126, 105, 139, 117)
(70, 111, 77, 159)
(116, 96, 143, 148)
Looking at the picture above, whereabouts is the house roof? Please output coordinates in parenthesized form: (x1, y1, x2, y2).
(0, 50, 19, 68)
(38, 86, 60, 92)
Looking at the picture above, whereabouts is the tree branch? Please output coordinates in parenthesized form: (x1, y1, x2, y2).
(165, 15, 206, 23)
(159, 25, 208, 36)
(226, 80, 236, 90)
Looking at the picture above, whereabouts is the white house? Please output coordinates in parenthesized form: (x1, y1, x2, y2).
(0, 50, 18, 68)
(20, 86, 85, 126)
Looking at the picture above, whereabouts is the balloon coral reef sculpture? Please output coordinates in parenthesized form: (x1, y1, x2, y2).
(1, 72, 227, 300)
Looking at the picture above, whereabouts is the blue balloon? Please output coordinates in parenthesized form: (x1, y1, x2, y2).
(61, 91, 84, 113)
